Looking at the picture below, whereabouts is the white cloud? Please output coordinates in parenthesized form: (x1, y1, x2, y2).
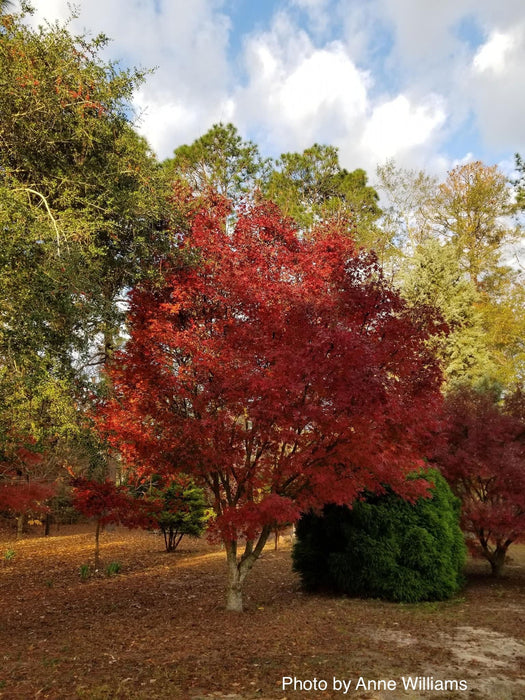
(468, 24, 525, 152)
(20, 0, 525, 173)
(361, 94, 447, 160)
(473, 31, 515, 74)
(336, 0, 525, 168)
(27, 0, 233, 159)
(234, 14, 371, 156)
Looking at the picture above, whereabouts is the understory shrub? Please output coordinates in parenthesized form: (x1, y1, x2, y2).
(292, 469, 466, 603)
(149, 480, 209, 552)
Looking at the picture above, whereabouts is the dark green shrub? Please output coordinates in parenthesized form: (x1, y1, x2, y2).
(292, 469, 466, 603)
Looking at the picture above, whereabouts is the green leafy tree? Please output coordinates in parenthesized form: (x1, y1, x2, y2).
(402, 239, 497, 387)
(431, 161, 515, 291)
(380, 159, 523, 387)
(1, 8, 167, 370)
(0, 6, 168, 479)
(429, 164, 523, 386)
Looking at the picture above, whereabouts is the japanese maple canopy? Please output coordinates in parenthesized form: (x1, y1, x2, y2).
(434, 388, 525, 546)
(100, 196, 443, 539)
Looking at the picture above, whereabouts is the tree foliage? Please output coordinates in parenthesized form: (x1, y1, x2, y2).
(376, 159, 437, 254)
(292, 469, 466, 602)
(0, 7, 169, 489)
(0, 480, 55, 529)
(164, 122, 269, 202)
(432, 162, 514, 290)
(98, 195, 444, 610)
(402, 239, 496, 387)
(0, 437, 56, 535)
(149, 479, 209, 552)
(380, 159, 523, 388)
(433, 387, 525, 576)
(0, 8, 164, 370)
(71, 476, 156, 565)
(265, 144, 384, 249)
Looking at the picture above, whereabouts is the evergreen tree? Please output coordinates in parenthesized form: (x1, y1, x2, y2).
(0, 6, 168, 481)
(266, 144, 384, 250)
(163, 122, 270, 203)
(293, 470, 466, 603)
(402, 239, 496, 387)
(148, 480, 209, 552)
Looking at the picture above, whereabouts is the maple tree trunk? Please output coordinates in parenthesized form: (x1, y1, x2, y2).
(16, 513, 26, 539)
(94, 519, 101, 568)
(226, 550, 245, 613)
(488, 546, 507, 577)
(225, 526, 272, 612)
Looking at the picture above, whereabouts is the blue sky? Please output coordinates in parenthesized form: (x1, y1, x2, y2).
(27, 0, 525, 178)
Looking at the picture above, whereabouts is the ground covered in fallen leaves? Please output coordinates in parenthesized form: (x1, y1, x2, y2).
(0, 524, 524, 699)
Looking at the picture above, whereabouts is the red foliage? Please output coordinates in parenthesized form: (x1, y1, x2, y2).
(433, 387, 525, 574)
(0, 435, 44, 479)
(98, 197, 443, 544)
(0, 439, 52, 520)
(0, 480, 54, 518)
(71, 477, 156, 530)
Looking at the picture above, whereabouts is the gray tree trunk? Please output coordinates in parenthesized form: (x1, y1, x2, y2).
(224, 526, 271, 612)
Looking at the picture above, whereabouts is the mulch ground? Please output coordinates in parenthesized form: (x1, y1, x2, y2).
(0, 524, 524, 700)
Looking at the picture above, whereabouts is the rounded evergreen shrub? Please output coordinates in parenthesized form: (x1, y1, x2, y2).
(292, 469, 466, 603)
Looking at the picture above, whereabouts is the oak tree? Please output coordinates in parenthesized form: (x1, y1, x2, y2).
(0, 6, 169, 490)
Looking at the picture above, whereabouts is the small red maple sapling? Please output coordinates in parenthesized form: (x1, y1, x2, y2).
(71, 477, 156, 567)
(433, 387, 525, 576)
(0, 481, 55, 538)
(98, 196, 444, 611)
(0, 442, 54, 538)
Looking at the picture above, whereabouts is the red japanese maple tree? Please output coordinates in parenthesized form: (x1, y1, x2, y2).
(433, 387, 525, 576)
(98, 196, 444, 610)
(71, 477, 157, 566)
(0, 481, 55, 538)
(0, 443, 54, 537)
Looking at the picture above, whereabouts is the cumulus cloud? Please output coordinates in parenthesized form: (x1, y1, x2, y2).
(20, 0, 525, 172)
(473, 31, 516, 74)
(28, 0, 233, 158)
(233, 15, 370, 157)
(361, 94, 447, 161)
(468, 24, 525, 153)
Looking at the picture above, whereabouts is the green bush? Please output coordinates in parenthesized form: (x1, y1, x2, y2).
(292, 469, 466, 603)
